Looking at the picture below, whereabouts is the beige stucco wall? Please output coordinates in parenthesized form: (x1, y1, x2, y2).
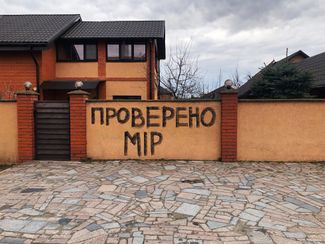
(0, 102, 18, 163)
(56, 63, 98, 78)
(238, 102, 325, 161)
(106, 81, 147, 100)
(87, 101, 220, 160)
(106, 62, 147, 78)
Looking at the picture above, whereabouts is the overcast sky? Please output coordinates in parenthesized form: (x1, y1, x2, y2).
(1, 0, 325, 90)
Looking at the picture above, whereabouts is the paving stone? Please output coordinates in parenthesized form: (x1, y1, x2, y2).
(244, 208, 265, 218)
(63, 199, 80, 204)
(183, 188, 210, 196)
(21, 221, 47, 233)
(0, 219, 29, 232)
(284, 196, 320, 213)
(135, 190, 147, 199)
(292, 219, 318, 227)
(106, 173, 120, 181)
(99, 194, 116, 200)
(249, 230, 273, 244)
(306, 186, 319, 192)
(239, 212, 261, 222)
(19, 208, 42, 216)
(130, 176, 148, 184)
(102, 222, 120, 229)
(164, 165, 176, 170)
(58, 218, 72, 225)
(258, 218, 287, 231)
(0, 237, 25, 244)
(284, 232, 306, 239)
(175, 203, 201, 217)
(86, 223, 102, 231)
(132, 236, 144, 244)
(155, 175, 169, 181)
(98, 184, 116, 192)
(206, 220, 228, 229)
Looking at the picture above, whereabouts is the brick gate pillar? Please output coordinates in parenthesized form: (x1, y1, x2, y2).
(68, 90, 89, 161)
(220, 88, 238, 162)
(16, 90, 39, 162)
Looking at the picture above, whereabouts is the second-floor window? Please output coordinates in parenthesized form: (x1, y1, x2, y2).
(57, 43, 97, 62)
(107, 43, 146, 61)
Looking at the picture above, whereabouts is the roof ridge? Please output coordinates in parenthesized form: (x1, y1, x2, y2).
(79, 20, 165, 23)
(0, 14, 80, 16)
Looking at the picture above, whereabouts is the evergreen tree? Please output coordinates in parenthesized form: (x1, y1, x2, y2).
(250, 62, 312, 99)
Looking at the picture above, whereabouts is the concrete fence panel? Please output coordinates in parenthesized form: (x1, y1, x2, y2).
(87, 100, 221, 160)
(238, 100, 325, 161)
(0, 101, 18, 163)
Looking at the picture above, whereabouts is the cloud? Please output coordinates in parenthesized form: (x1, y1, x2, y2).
(1, 0, 325, 89)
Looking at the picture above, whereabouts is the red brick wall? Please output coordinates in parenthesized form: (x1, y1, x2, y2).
(146, 42, 156, 100)
(221, 91, 238, 161)
(0, 51, 39, 99)
(69, 92, 88, 161)
(98, 41, 106, 80)
(41, 45, 56, 81)
(16, 92, 38, 162)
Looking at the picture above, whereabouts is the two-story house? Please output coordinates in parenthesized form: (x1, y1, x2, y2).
(0, 14, 165, 100)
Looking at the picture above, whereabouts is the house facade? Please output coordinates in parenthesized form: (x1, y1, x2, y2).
(0, 14, 165, 100)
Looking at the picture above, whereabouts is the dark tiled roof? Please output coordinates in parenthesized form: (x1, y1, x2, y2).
(202, 50, 312, 99)
(296, 52, 325, 88)
(0, 14, 80, 45)
(159, 86, 173, 95)
(61, 21, 165, 39)
(237, 50, 310, 98)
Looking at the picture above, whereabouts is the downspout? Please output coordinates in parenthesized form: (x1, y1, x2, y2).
(30, 47, 40, 94)
(149, 40, 153, 100)
(157, 60, 160, 99)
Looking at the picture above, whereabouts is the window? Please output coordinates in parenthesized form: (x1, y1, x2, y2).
(134, 44, 146, 60)
(107, 43, 146, 61)
(107, 44, 119, 60)
(121, 44, 132, 59)
(57, 43, 97, 61)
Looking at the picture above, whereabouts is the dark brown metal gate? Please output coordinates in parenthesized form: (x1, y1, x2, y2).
(35, 101, 70, 160)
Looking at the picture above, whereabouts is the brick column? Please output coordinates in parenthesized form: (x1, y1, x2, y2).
(98, 41, 106, 80)
(220, 89, 238, 162)
(16, 91, 39, 162)
(68, 90, 89, 161)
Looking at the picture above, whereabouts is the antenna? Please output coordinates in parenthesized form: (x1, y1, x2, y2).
(286, 48, 288, 58)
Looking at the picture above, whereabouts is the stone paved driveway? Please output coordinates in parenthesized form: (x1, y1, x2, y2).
(0, 161, 324, 244)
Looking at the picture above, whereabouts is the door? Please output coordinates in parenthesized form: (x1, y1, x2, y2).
(35, 101, 70, 160)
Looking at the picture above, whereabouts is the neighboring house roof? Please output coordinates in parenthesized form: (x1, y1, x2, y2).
(296, 52, 325, 88)
(159, 86, 173, 96)
(201, 86, 224, 99)
(238, 50, 309, 98)
(61, 20, 166, 59)
(202, 50, 311, 99)
(0, 14, 81, 46)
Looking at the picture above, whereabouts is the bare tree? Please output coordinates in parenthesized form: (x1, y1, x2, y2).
(160, 41, 203, 99)
(217, 68, 223, 88)
(232, 67, 242, 88)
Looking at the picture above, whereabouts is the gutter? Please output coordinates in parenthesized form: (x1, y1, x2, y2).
(149, 40, 153, 100)
(30, 47, 40, 94)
